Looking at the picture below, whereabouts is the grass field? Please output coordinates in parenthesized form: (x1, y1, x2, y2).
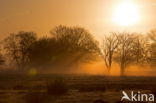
(0, 74, 156, 103)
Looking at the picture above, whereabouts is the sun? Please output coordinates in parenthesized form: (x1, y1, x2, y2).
(113, 1, 140, 26)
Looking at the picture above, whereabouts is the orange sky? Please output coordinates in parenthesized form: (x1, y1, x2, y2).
(0, 0, 156, 39)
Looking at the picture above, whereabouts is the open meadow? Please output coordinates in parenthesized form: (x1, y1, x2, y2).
(0, 74, 156, 103)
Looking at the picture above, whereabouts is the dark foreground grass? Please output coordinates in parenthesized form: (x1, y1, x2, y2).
(0, 74, 156, 103)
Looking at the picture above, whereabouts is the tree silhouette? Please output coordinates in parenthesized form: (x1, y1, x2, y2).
(51, 25, 99, 65)
(0, 44, 5, 65)
(148, 29, 156, 42)
(101, 32, 119, 72)
(148, 29, 156, 65)
(30, 25, 99, 70)
(30, 37, 58, 68)
(4, 31, 37, 71)
(0, 54, 4, 65)
(132, 34, 149, 64)
(0, 26, 155, 75)
(114, 32, 137, 76)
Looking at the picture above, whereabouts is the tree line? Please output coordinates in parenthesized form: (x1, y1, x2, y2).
(0, 25, 155, 76)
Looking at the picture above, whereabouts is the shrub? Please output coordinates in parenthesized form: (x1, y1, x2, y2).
(46, 78, 68, 95)
(25, 92, 45, 103)
(13, 84, 25, 90)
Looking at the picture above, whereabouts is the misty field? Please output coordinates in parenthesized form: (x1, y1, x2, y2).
(0, 74, 156, 103)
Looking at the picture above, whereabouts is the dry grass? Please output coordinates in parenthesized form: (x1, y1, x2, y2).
(0, 74, 156, 103)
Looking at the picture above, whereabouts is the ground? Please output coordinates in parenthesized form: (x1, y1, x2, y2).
(0, 74, 156, 103)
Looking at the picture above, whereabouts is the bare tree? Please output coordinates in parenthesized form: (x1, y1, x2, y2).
(51, 25, 99, 67)
(30, 37, 57, 68)
(132, 34, 149, 64)
(30, 25, 99, 71)
(0, 43, 5, 65)
(148, 29, 156, 42)
(4, 31, 37, 71)
(0, 53, 4, 65)
(148, 29, 156, 65)
(101, 32, 119, 72)
(116, 32, 136, 76)
(4, 34, 20, 68)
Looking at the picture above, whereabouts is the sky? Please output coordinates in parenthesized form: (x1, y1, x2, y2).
(0, 0, 156, 39)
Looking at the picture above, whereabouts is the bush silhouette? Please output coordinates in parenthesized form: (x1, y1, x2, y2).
(46, 78, 68, 95)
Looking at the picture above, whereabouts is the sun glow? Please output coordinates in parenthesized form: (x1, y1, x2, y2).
(113, 1, 140, 26)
